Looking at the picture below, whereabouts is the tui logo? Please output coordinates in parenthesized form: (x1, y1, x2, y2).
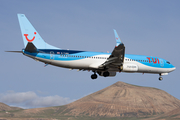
(24, 32, 36, 42)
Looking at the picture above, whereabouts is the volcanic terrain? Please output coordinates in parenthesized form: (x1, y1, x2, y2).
(0, 81, 180, 120)
(61, 81, 180, 117)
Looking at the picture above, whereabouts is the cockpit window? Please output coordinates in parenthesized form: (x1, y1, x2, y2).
(166, 61, 170, 64)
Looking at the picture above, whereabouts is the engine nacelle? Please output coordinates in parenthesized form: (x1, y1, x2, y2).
(98, 71, 116, 77)
(123, 64, 138, 72)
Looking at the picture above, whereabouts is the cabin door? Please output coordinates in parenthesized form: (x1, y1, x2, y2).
(50, 51, 54, 60)
(160, 59, 164, 67)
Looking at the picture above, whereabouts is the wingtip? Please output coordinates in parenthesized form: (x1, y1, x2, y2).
(17, 14, 25, 17)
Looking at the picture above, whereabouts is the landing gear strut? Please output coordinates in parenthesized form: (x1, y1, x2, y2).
(159, 74, 163, 81)
(91, 72, 97, 80)
(118, 65, 123, 72)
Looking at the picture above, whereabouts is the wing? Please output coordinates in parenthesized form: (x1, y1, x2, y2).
(99, 30, 125, 71)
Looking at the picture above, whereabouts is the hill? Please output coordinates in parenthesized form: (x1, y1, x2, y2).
(152, 107, 180, 120)
(0, 81, 180, 120)
(61, 81, 180, 117)
(0, 102, 22, 111)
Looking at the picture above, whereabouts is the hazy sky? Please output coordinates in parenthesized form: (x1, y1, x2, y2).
(1, 0, 180, 108)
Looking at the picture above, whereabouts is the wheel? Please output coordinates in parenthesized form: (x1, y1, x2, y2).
(91, 74, 97, 79)
(120, 66, 123, 71)
(103, 71, 109, 77)
(159, 77, 163, 81)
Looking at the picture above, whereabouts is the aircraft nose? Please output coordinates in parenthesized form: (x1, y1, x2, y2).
(173, 67, 176, 71)
(170, 66, 176, 72)
(169, 64, 176, 72)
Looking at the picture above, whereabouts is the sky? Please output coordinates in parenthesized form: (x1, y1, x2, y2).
(1, 0, 180, 108)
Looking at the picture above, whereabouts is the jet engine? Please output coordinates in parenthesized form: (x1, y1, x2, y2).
(98, 71, 116, 77)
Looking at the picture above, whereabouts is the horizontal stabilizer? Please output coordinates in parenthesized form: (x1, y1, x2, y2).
(5, 51, 22, 53)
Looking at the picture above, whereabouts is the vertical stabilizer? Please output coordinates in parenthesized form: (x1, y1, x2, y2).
(17, 14, 59, 49)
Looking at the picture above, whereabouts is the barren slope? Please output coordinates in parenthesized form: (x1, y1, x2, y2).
(0, 102, 22, 111)
(1, 81, 180, 119)
(157, 107, 180, 119)
(61, 81, 180, 117)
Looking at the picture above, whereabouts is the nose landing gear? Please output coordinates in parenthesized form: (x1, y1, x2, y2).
(159, 77, 163, 81)
(159, 74, 163, 81)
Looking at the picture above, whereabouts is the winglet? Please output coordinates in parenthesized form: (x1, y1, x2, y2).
(113, 29, 122, 47)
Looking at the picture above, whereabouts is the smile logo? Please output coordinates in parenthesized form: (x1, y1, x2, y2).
(24, 32, 36, 42)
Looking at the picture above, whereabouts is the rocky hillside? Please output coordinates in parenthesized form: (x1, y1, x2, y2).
(0, 81, 180, 120)
(0, 102, 22, 111)
(61, 81, 180, 117)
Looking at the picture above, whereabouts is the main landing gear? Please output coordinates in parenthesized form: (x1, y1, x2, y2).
(91, 72, 97, 80)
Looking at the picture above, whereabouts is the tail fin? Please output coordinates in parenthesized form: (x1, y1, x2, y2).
(17, 14, 59, 49)
(113, 29, 123, 47)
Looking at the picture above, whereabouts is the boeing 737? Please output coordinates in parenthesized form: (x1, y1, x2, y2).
(7, 14, 176, 80)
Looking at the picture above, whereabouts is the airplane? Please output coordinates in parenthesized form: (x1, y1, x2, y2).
(7, 14, 176, 81)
